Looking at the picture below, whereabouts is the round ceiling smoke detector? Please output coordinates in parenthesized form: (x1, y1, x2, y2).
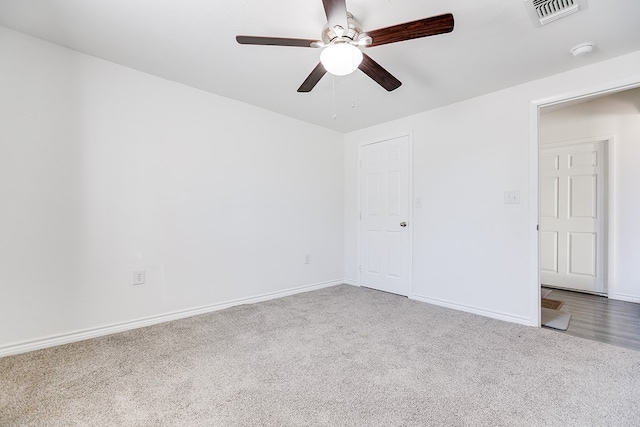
(571, 42, 595, 57)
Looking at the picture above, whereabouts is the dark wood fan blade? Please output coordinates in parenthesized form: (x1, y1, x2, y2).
(236, 35, 320, 48)
(322, 0, 349, 34)
(364, 13, 454, 47)
(358, 53, 401, 92)
(297, 63, 327, 92)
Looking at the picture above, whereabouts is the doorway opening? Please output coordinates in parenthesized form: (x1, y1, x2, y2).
(530, 77, 640, 342)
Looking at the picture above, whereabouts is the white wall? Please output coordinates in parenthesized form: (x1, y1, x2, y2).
(540, 90, 640, 301)
(0, 26, 345, 352)
(2, 24, 639, 355)
(345, 51, 640, 325)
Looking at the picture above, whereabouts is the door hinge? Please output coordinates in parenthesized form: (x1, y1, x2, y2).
(359, 212, 362, 220)
(537, 224, 539, 231)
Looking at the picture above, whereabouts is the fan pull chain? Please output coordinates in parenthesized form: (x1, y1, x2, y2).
(332, 75, 337, 120)
(351, 75, 356, 109)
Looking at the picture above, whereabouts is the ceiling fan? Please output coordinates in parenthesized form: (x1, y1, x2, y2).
(236, 0, 454, 93)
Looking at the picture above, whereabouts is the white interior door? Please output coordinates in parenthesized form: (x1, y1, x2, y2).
(540, 141, 606, 294)
(359, 136, 410, 296)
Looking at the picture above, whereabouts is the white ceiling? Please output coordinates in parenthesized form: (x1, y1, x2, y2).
(1, 0, 639, 133)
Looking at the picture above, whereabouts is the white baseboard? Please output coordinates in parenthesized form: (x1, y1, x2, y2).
(343, 279, 359, 286)
(609, 292, 640, 303)
(0, 279, 345, 358)
(411, 293, 533, 326)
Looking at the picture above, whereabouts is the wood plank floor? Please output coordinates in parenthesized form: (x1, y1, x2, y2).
(542, 287, 640, 351)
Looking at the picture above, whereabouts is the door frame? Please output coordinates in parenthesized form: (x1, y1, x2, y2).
(357, 132, 413, 297)
(539, 137, 610, 295)
(529, 76, 640, 327)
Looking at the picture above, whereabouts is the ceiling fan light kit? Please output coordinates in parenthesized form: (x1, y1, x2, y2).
(236, 0, 454, 93)
(320, 43, 363, 76)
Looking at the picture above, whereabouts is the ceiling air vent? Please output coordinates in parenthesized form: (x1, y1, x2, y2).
(525, 0, 587, 27)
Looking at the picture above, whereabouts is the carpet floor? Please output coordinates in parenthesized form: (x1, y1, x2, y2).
(1, 285, 639, 426)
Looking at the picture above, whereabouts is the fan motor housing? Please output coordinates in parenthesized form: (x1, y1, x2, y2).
(322, 12, 362, 43)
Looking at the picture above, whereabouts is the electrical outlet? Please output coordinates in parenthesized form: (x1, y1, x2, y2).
(504, 191, 520, 204)
(133, 270, 145, 285)
(304, 254, 311, 264)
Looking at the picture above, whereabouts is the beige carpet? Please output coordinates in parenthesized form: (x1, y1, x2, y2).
(1, 285, 639, 426)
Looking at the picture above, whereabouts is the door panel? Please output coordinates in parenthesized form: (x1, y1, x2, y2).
(540, 141, 606, 293)
(540, 231, 558, 273)
(568, 232, 596, 277)
(541, 177, 559, 218)
(569, 175, 596, 218)
(569, 151, 597, 168)
(387, 231, 402, 278)
(359, 136, 410, 296)
(366, 230, 380, 274)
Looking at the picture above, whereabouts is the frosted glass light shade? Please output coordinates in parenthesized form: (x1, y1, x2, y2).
(320, 43, 363, 76)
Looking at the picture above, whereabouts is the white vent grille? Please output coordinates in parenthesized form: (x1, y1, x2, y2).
(532, 0, 580, 25)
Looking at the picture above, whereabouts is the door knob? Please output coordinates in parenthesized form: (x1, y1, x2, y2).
(400, 222, 407, 227)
